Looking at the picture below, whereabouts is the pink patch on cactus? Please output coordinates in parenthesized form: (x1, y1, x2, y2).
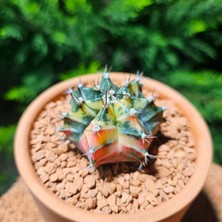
(60, 130, 72, 138)
(93, 144, 146, 168)
(79, 128, 117, 153)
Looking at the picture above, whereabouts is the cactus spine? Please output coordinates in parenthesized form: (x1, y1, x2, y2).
(60, 71, 165, 170)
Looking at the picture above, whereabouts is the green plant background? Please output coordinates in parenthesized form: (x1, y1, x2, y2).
(1, 0, 222, 195)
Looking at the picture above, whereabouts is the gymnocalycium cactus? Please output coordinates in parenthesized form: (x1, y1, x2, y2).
(60, 71, 165, 170)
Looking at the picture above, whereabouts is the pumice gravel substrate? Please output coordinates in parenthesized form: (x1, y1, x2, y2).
(30, 93, 196, 214)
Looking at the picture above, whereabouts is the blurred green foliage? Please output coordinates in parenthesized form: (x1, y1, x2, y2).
(162, 70, 222, 163)
(0, 125, 16, 153)
(0, 0, 222, 194)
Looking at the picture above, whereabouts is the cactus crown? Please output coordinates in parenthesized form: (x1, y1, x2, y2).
(60, 71, 165, 170)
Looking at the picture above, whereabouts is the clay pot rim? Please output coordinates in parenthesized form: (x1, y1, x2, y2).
(14, 72, 212, 222)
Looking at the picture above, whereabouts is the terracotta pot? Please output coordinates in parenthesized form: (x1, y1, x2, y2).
(14, 73, 212, 222)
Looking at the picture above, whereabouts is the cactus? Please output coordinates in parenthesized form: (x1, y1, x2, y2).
(60, 71, 165, 170)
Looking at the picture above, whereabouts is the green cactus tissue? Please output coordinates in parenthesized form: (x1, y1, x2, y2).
(60, 71, 165, 170)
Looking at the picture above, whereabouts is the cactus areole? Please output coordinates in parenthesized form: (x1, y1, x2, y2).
(60, 71, 165, 170)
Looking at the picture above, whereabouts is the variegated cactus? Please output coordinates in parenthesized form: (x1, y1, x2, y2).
(60, 71, 165, 170)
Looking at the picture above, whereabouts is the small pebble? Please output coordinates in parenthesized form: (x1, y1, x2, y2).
(163, 186, 174, 194)
(145, 177, 156, 193)
(46, 152, 58, 162)
(33, 150, 45, 161)
(74, 176, 84, 191)
(129, 186, 141, 198)
(85, 198, 96, 209)
(84, 175, 96, 189)
(101, 206, 112, 214)
(97, 199, 108, 209)
(107, 183, 116, 195)
(50, 173, 58, 182)
(88, 189, 98, 198)
(121, 192, 129, 204)
(65, 182, 78, 195)
(107, 194, 116, 207)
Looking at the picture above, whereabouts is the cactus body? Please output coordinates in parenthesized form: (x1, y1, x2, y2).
(60, 72, 165, 169)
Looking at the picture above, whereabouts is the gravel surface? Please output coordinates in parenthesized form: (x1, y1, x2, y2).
(30, 94, 196, 214)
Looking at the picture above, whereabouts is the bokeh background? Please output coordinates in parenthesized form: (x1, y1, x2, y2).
(1, 0, 222, 195)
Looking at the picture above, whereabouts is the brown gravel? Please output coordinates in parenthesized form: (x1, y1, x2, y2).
(29, 94, 196, 214)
